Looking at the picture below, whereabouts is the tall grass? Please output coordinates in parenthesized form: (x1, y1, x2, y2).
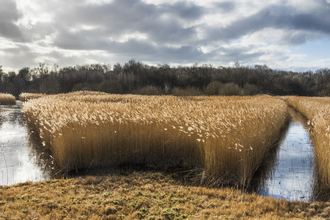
(284, 96, 330, 187)
(19, 93, 46, 102)
(23, 93, 289, 186)
(0, 93, 16, 105)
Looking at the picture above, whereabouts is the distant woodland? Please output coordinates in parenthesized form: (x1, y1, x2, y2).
(0, 59, 330, 97)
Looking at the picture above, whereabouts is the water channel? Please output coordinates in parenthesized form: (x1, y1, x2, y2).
(0, 101, 53, 185)
(0, 102, 319, 201)
(250, 107, 316, 201)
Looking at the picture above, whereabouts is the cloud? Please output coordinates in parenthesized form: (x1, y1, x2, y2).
(214, 2, 236, 13)
(204, 3, 330, 44)
(0, 0, 330, 71)
(51, 0, 202, 47)
(0, 0, 24, 41)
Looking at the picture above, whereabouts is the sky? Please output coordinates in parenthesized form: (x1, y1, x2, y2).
(0, 0, 330, 73)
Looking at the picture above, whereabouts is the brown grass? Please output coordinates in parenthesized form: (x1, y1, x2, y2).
(283, 96, 330, 188)
(0, 172, 329, 219)
(19, 93, 46, 102)
(0, 93, 16, 105)
(23, 93, 289, 186)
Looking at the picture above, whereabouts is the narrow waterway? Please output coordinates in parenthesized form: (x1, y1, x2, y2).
(253, 107, 316, 201)
(0, 101, 54, 185)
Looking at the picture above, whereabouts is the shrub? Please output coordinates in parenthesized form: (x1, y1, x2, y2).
(218, 83, 242, 96)
(242, 83, 259, 95)
(204, 81, 223, 95)
(97, 80, 122, 94)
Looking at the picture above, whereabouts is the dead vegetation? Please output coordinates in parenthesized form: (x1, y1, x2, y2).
(283, 96, 330, 190)
(22, 93, 289, 187)
(0, 93, 16, 105)
(1, 172, 330, 219)
(19, 93, 46, 102)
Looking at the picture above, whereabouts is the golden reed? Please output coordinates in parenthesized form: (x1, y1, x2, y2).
(23, 92, 289, 185)
(19, 93, 46, 102)
(0, 93, 16, 105)
(284, 96, 330, 187)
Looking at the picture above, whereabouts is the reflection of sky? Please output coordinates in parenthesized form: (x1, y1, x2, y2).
(259, 120, 315, 201)
(0, 106, 51, 186)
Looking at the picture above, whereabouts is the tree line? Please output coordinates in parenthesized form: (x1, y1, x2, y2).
(0, 59, 329, 97)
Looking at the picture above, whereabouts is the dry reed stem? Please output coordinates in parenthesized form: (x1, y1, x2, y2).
(0, 93, 16, 105)
(284, 96, 330, 186)
(23, 93, 289, 186)
(1, 172, 329, 219)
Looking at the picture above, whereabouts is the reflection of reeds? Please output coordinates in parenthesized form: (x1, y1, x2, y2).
(284, 96, 330, 191)
(26, 125, 60, 178)
(0, 110, 8, 184)
(0, 93, 16, 105)
(23, 93, 289, 186)
(287, 106, 310, 129)
(248, 116, 290, 192)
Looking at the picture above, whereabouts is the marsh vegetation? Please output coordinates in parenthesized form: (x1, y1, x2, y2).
(3, 172, 330, 220)
(0, 93, 16, 105)
(22, 92, 289, 187)
(284, 96, 330, 198)
(2, 92, 330, 218)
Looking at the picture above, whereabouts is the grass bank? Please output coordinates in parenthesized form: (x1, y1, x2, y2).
(283, 96, 330, 189)
(22, 92, 289, 186)
(0, 93, 16, 105)
(1, 172, 329, 219)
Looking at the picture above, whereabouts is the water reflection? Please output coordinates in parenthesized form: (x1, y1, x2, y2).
(0, 102, 56, 186)
(252, 107, 316, 201)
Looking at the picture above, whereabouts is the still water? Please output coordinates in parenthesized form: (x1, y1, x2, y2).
(0, 103, 319, 201)
(253, 107, 316, 201)
(0, 101, 53, 185)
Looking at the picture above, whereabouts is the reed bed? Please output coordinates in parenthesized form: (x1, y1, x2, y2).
(284, 96, 330, 186)
(23, 94, 289, 186)
(0, 93, 16, 105)
(19, 93, 46, 102)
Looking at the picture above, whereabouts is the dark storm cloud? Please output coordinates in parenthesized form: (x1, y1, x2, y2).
(205, 3, 330, 45)
(0, 0, 23, 41)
